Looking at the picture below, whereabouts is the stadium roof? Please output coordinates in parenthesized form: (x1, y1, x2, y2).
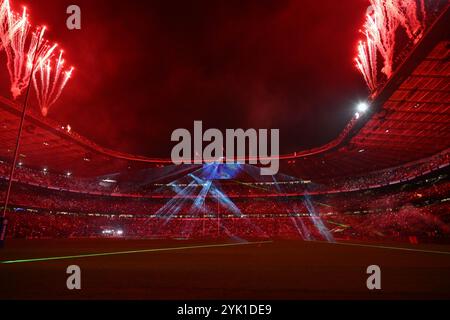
(0, 5, 448, 181)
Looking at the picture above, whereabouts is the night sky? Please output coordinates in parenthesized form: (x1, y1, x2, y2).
(0, 0, 369, 157)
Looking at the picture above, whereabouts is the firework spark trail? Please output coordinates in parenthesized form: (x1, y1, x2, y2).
(391, 0, 426, 40)
(0, 0, 25, 51)
(0, 0, 11, 50)
(33, 51, 73, 116)
(5, 8, 31, 98)
(356, 37, 378, 92)
(355, 0, 427, 93)
(371, 0, 398, 79)
(1, 0, 74, 113)
(0, 0, 12, 50)
(5, 7, 58, 99)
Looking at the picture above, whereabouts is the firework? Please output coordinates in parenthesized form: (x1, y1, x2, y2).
(356, 9, 377, 91)
(356, 41, 377, 93)
(1, 0, 74, 112)
(0, 0, 10, 49)
(5, 7, 58, 99)
(355, 0, 427, 93)
(32, 50, 73, 116)
(390, 0, 426, 40)
(0, 0, 22, 51)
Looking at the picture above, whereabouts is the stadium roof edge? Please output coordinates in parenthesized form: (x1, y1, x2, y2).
(345, 3, 450, 145)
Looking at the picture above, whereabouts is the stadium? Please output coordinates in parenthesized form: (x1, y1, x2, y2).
(0, 0, 449, 300)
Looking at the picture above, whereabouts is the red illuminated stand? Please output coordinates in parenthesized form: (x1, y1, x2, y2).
(0, 216, 7, 248)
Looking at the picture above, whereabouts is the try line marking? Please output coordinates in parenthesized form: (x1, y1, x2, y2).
(0, 241, 273, 265)
(316, 240, 450, 256)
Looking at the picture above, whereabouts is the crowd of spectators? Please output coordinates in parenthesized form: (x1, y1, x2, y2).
(323, 152, 450, 192)
(1, 151, 448, 198)
(2, 168, 449, 242)
(6, 200, 449, 241)
(1, 150, 449, 242)
(0, 161, 113, 194)
(1, 169, 449, 217)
